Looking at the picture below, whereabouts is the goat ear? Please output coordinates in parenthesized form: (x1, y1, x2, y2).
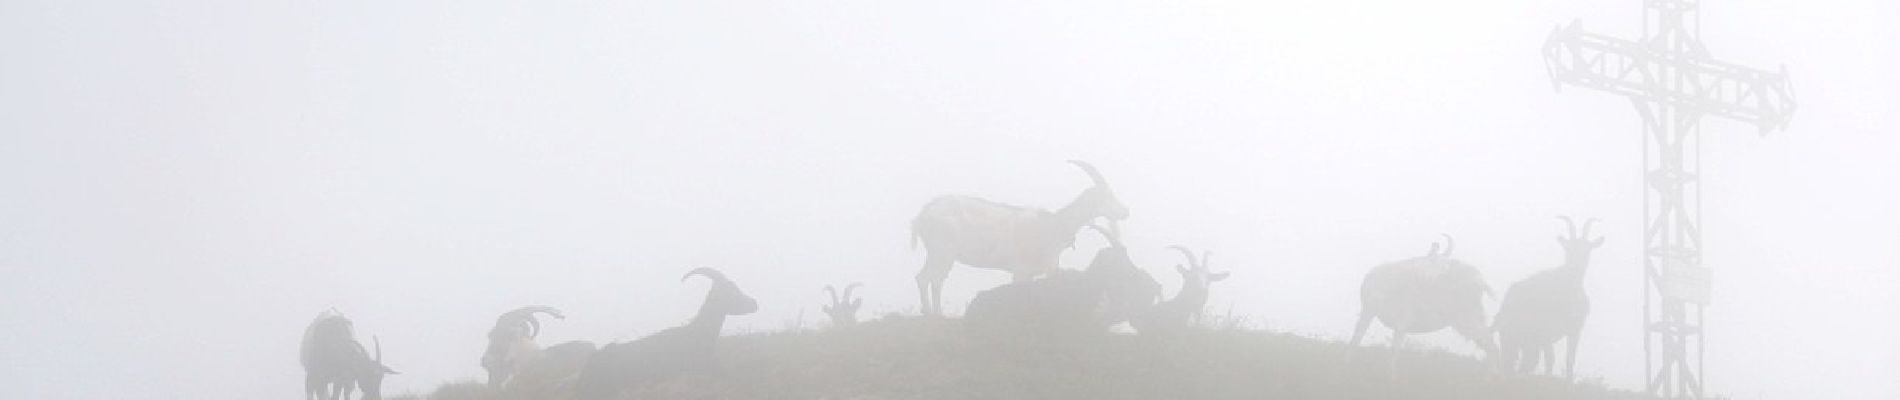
(822, 304, 834, 313)
(1591, 236, 1606, 248)
(850, 298, 863, 309)
(1175, 264, 1189, 276)
(381, 364, 400, 375)
(1209, 272, 1231, 282)
(1556, 235, 1568, 245)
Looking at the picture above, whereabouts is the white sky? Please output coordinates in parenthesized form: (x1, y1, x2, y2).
(1, 0, 1894, 399)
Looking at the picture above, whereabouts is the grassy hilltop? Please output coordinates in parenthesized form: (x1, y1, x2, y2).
(401, 316, 1643, 400)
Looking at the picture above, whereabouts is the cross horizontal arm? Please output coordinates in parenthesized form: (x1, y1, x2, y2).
(1542, 21, 1796, 134)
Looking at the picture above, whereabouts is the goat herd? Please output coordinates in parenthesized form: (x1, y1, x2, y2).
(298, 160, 1605, 400)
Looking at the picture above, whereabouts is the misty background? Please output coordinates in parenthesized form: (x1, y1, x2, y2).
(2, 0, 1894, 399)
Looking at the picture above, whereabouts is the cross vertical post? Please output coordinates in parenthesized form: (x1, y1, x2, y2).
(1542, 1, 1794, 398)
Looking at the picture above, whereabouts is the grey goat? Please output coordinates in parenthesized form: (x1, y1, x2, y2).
(482, 306, 591, 389)
(300, 310, 398, 400)
(1130, 245, 1230, 336)
(573, 268, 758, 400)
(1494, 217, 1603, 378)
(963, 222, 1159, 337)
(822, 283, 864, 327)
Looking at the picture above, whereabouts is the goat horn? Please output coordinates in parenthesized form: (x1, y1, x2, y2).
(1067, 160, 1111, 188)
(1440, 233, 1455, 258)
(501, 305, 561, 316)
(682, 267, 728, 283)
(1582, 218, 1600, 238)
(843, 283, 863, 301)
(1168, 245, 1201, 268)
(496, 306, 563, 338)
(1084, 222, 1122, 248)
(1558, 216, 1579, 239)
(824, 285, 840, 305)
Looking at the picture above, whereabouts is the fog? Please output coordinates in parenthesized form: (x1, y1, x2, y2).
(1, 0, 1895, 399)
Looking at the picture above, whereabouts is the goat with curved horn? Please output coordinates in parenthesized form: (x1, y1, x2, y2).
(964, 221, 1159, 337)
(1495, 216, 1606, 378)
(822, 283, 866, 327)
(576, 268, 758, 400)
(1130, 245, 1230, 336)
(300, 310, 398, 400)
(1347, 235, 1499, 375)
(1083, 220, 1160, 326)
(908, 160, 1131, 316)
(482, 305, 583, 390)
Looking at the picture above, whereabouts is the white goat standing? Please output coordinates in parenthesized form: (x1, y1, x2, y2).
(1130, 245, 1230, 337)
(822, 283, 864, 327)
(300, 310, 398, 400)
(909, 160, 1130, 316)
(1346, 235, 1500, 371)
(1494, 217, 1603, 378)
(573, 268, 758, 400)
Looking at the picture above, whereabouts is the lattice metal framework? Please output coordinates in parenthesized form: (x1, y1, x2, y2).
(1542, 1, 1794, 398)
